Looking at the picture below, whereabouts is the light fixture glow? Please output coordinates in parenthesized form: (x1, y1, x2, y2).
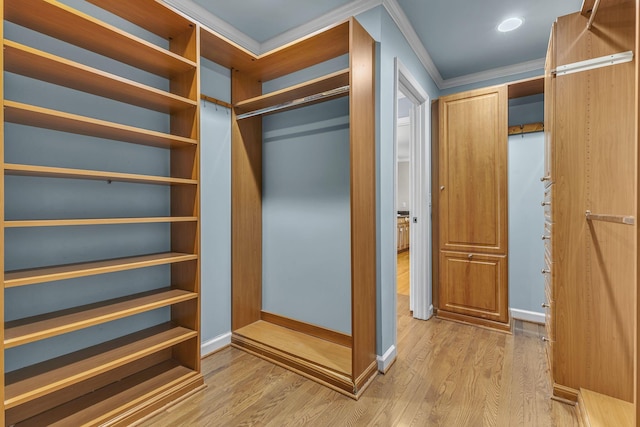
(497, 17, 523, 32)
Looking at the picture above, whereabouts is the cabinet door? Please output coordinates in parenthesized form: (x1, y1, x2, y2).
(439, 85, 507, 255)
(439, 251, 508, 322)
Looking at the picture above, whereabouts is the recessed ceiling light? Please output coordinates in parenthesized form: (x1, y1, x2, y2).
(497, 17, 524, 32)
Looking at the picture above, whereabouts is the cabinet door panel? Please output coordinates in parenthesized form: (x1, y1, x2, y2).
(439, 251, 508, 322)
(439, 85, 507, 254)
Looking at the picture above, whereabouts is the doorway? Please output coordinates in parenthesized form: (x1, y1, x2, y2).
(393, 58, 431, 321)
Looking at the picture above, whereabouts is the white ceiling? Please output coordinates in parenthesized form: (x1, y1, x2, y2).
(164, 0, 582, 89)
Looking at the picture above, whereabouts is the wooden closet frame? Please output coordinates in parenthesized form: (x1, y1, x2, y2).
(220, 18, 377, 400)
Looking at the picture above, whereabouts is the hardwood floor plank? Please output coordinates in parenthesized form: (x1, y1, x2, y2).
(397, 250, 410, 295)
(139, 296, 578, 426)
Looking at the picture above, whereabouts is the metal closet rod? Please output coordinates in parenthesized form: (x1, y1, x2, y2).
(585, 210, 635, 225)
(235, 85, 350, 120)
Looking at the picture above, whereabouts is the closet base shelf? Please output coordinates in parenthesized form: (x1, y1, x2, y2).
(577, 388, 634, 427)
(9, 360, 204, 427)
(436, 310, 512, 333)
(232, 320, 377, 399)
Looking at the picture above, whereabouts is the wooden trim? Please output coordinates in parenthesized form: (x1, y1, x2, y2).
(508, 122, 544, 135)
(553, 383, 580, 402)
(436, 310, 512, 333)
(260, 311, 352, 347)
(353, 361, 378, 396)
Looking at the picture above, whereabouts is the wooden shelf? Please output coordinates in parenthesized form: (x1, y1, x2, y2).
(12, 360, 201, 427)
(234, 69, 350, 116)
(234, 320, 351, 376)
(4, 0, 196, 78)
(4, 323, 197, 409)
(578, 388, 634, 426)
(5, 163, 197, 186)
(5, 289, 197, 348)
(4, 40, 197, 114)
(5, 101, 197, 149)
(86, 0, 196, 41)
(5, 217, 198, 228)
(4, 252, 198, 288)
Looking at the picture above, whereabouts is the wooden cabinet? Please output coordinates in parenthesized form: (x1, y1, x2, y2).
(1, 0, 203, 424)
(397, 217, 410, 252)
(439, 251, 508, 323)
(544, 0, 636, 406)
(437, 85, 510, 331)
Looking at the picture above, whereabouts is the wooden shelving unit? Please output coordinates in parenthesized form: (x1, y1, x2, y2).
(194, 17, 377, 399)
(2, 0, 203, 424)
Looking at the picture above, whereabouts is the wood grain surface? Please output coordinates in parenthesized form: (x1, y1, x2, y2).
(140, 295, 579, 427)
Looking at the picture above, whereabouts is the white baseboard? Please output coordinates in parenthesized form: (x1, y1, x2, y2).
(201, 332, 232, 357)
(428, 304, 434, 319)
(510, 308, 545, 325)
(377, 345, 397, 373)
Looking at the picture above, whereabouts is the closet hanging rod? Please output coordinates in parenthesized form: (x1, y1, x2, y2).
(587, 0, 601, 30)
(585, 210, 635, 225)
(235, 85, 350, 120)
(200, 94, 232, 109)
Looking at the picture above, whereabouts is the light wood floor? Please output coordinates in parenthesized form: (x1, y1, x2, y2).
(397, 249, 410, 296)
(140, 295, 578, 426)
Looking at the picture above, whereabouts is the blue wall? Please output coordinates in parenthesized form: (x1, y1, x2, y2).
(508, 97, 546, 316)
(200, 59, 232, 349)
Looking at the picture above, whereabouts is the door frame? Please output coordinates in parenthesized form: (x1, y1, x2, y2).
(393, 58, 432, 320)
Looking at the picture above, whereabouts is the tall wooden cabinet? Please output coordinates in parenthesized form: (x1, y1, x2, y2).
(1, 0, 203, 424)
(437, 85, 510, 331)
(543, 0, 637, 411)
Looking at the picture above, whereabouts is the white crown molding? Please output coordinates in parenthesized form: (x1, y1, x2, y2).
(260, 0, 381, 53)
(161, 0, 261, 53)
(382, 0, 444, 88)
(440, 57, 546, 90)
